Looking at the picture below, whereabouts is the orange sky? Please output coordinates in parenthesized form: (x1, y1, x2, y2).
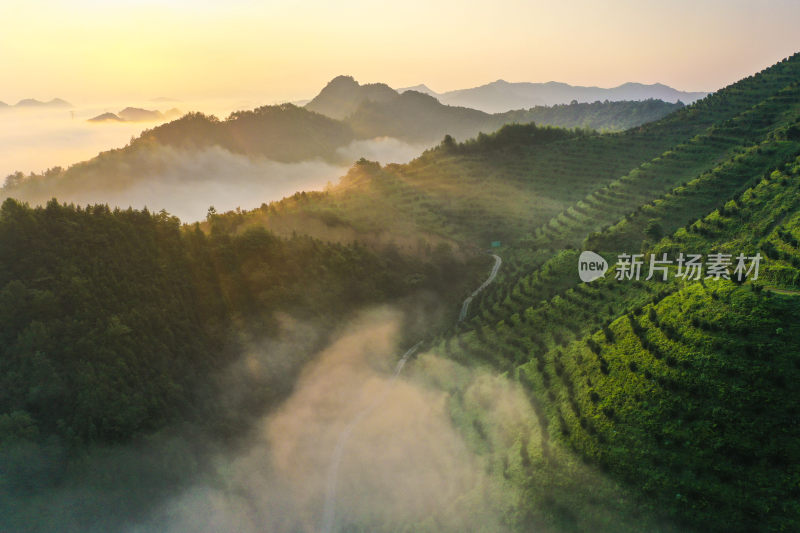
(1, 0, 798, 104)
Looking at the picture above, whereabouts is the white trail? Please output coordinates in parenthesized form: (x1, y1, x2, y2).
(459, 254, 502, 322)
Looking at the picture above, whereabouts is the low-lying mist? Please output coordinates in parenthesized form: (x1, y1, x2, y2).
(128, 309, 512, 533)
(2, 138, 426, 223)
(57, 145, 345, 222)
(336, 137, 427, 165)
(0, 107, 154, 179)
(0, 97, 284, 178)
(2, 99, 431, 223)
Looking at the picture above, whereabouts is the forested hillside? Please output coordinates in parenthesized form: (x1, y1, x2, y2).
(347, 90, 682, 142)
(0, 199, 477, 448)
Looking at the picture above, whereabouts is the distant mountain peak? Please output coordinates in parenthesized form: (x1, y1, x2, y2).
(435, 80, 708, 112)
(13, 98, 72, 108)
(49, 98, 72, 107)
(16, 98, 43, 106)
(326, 75, 358, 87)
(88, 112, 123, 122)
(117, 107, 168, 122)
(396, 90, 439, 104)
(397, 84, 439, 97)
(306, 75, 398, 119)
(88, 107, 181, 124)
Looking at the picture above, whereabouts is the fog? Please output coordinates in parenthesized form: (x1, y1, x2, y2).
(336, 137, 427, 166)
(109, 138, 423, 223)
(125, 308, 667, 532)
(0, 107, 153, 179)
(127, 309, 511, 532)
(1, 102, 428, 222)
(49, 145, 349, 222)
(0, 306, 674, 533)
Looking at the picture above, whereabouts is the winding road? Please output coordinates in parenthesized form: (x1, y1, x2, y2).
(459, 254, 502, 322)
(319, 252, 501, 533)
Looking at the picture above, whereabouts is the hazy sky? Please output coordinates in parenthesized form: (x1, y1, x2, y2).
(1, 0, 798, 104)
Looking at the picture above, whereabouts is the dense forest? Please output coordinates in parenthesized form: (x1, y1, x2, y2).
(0, 198, 480, 448)
(2, 51, 800, 533)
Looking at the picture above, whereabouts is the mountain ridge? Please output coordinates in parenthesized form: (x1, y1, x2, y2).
(397, 79, 707, 112)
(0, 97, 73, 109)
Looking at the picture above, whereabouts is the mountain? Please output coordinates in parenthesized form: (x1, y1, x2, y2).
(306, 75, 683, 142)
(351, 87, 683, 142)
(346, 89, 682, 142)
(346, 89, 498, 142)
(88, 107, 183, 123)
(435, 79, 549, 112)
(396, 84, 439, 97)
(407, 79, 708, 113)
(13, 97, 72, 108)
(138, 105, 353, 161)
(118, 107, 164, 121)
(87, 112, 124, 122)
(305, 75, 397, 119)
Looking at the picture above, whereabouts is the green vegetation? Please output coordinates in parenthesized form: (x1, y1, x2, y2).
(423, 52, 800, 531)
(137, 106, 355, 162)
(499, 98, 684, 132)
(3, 48, 800, 533)
(429, 153, 800, 531)
(348, 91, 681, 142)
(0, 198, 478, 449)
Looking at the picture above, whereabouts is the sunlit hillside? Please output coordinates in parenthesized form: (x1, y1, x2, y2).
(1, 2, 799, 532)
